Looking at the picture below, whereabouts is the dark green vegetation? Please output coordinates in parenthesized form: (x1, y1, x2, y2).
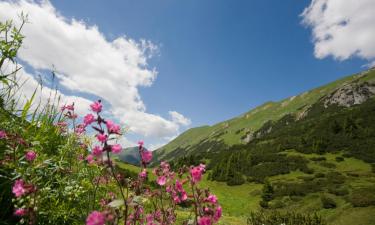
(247, 211, 326, 225)
(153, 68, 375, 225)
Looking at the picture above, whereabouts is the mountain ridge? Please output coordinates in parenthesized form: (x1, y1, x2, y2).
(154, 67, 375, 162)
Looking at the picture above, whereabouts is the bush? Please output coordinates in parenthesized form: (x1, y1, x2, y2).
(335, 156, 345, 162)
(314, 172, 325, 178)
(247, 211, 327, 225)
(350, 187, 375, 207)
(319, 162, 336, 168)
(321, 195, 337, 209)
(269, 199, 285, 209)
(310, 156, 326, 162)
(326, 171, 346, 184)
(328, 186, 349, 196)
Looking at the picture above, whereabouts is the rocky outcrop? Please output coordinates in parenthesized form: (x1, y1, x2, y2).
(324, 82, 375, 108)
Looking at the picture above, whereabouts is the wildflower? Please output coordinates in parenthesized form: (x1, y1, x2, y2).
(138, 140, 144, 148)
(190, 164, 205, 183)
(25, 150, 37, 162)
(84, 113, 96, 125)
(0, 130, 6, 139)
(75, 124, 86, 134)
(86, 154, 95, 164)
(86, 211, 105, 225)
(92, 146, 103, 156)
(141, 150, 152, 164)
(96, 133, 107, 143)
(111, 144, 122, 154)
(156, 176, 167, 186)
(90, 101, 102, 113)
(139, 169, 147, 179)
(61, 104, 74, 111)
(14, 208, 26, 216)
(12, 179, 26, 198)
(198, 216, 212, 225)
(56, 121, 67, 127)
(106, 120, 121, 134)
(214, 206, 222, 222)
(207, 194, 218, 204)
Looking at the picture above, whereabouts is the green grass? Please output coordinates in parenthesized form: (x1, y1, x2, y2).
(117, 150, 375, 225)
(156, 69, 375, 162)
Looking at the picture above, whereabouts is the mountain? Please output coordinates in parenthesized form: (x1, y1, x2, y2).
(154, 68, 375, 163)
(114, 146, 145, 165)
(151, 68, 375, 225)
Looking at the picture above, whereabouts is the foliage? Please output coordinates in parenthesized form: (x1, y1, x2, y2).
(0, 19, 222, 225)
(247, 211, 326, 225)
(349, 186, 375, 207)
(320, 195, 336, 209)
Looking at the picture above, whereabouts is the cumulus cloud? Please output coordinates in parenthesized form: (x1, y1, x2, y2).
(169, 111, 191, 126)
(301, 0, 375, 65)
(0, 0, 190, 142)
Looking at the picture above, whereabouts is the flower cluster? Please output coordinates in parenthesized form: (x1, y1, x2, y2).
(6, 99, 222, 225)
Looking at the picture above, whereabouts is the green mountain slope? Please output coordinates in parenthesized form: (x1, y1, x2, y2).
(151, 68, 375, 225)
(155, 68, 375, 162)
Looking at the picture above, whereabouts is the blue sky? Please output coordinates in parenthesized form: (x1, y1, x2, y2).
(1, 0, 374, 149)
(51, 0, 367, 125)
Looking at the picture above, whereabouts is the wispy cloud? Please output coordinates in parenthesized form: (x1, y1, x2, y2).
(0, 0, 190, 147)
(302, 0, 375, 66)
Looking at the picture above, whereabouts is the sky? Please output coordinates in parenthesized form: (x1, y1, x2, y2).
(0, 0, 375, 149)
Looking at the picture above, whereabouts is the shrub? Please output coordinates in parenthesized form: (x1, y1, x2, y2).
(321, 195, 337, 209)
(319, 162, 336, 168)
(247, 211, 327, 225)
(326, 171, 346, 184)
(310, 156, 327, 162)
(349, 187, 375, 207)
(335, 156, 345, 162)
(328, 186, 349, 196)
(314, 172, 325, 178)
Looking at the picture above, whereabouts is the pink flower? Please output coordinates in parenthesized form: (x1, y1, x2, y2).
(190, 164, 205, 184)
(86, 154, 95, 164)
(75, 124, 86, 134)
(86, 211, 105, 225)
(0, 130, 7, 139)
(141, 150, 152, 164)
(96, 134, 107, 143)
(25, 150, 37, 162)
(84, 113, 96, 125)
(139, 169, 147, 179)
(12, 179, 26, 198)
(111, 144, 122, 154)
(138, 140, 144, 148)
(14, 208, 26, 216)
(56, 121, 67, 127)
(175, 180, 184, 192)
(214, 206, 222, 222)
(106, 120, 121, 134)
(198, 216, 212, 225)
(207, 194, 218, 204)
(61, 104, 74, 111)
(90, 101, 102, 113)
(92, 146, 103, 156)
(156, 176, 167, 186)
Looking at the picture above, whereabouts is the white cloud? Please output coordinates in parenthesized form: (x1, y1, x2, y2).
(301, 0, 375, 65)
(169, 111, 191, 126)
(0, 0, 190, 141)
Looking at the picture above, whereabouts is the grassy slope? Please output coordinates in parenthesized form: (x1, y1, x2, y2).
(117, 153, 375, 225)
(156, 69, 375, 161)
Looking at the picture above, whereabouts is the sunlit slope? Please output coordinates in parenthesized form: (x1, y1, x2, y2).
(155, 68, 375, 162)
